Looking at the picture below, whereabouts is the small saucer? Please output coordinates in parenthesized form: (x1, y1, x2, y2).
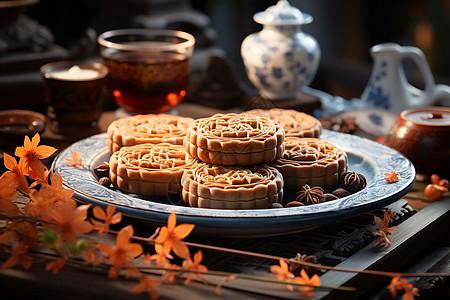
(0, 109, 46, 150)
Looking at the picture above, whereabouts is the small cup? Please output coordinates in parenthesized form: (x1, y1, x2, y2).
(97, 28, 195, 114)
(387, 106, 450, 177)
(0, 109, 46, 152)
(40, 61, 108, 136)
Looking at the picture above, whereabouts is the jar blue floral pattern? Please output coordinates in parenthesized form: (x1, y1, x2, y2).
(241, 1, 320, 100)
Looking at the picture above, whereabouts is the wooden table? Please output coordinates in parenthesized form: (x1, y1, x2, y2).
(1, 105, 449, 299)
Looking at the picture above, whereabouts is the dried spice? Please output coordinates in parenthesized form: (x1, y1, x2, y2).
(269, 202, 284, 209)
(289, 253, 321, 277)
(319, 116, 358, 134)
(323, 193, 339, 202)
(339, 171, 367, 193)
(99, 177, 112, 187)
(339, 118, 357, 134)
(296, 185, 324, 205)
(94, 162, 110, 179)
(285, 201, 305, 208)
(332, 188, 351, 198)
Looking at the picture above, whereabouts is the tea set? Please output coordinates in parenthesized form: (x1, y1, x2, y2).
(240, 0, 449, 176)
(36, 0, 449, 176)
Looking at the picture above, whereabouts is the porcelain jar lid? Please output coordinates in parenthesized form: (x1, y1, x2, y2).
(253, 0, 313, 25)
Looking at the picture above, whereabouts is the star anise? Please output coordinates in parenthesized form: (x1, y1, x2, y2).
(339, 118, 357, 134)
(296, 184, 324, 205)
(339, 171, 367, 193)
(289, 253, 322, 277)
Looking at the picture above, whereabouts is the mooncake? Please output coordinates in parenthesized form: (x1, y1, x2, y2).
(246, 108, 322, 138)
(107, 114, 194, 153)
(109, 143, 197, 196)
(271, 137, 348, 189)
(184, 113, 285, 165)
(181, 163, 284, 209)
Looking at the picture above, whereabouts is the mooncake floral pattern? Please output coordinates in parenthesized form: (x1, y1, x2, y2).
(107, 114, 194, 153)
(185, 113, 285, 165)
(181, 163, 283, 209)
(246, 108, 322, 138)
(271, 137, 348, 189)
(109, 143, 197, 196)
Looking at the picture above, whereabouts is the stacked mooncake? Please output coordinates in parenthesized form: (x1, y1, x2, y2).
(106, 109, 349, 210)
(109, 143, 197, 196)
(107, 114, 196, 196)
(270, 137, 348, 189)
(246, 108, 322, 138)
(181, 113, 285, 209)
(107, 114, 194, 153)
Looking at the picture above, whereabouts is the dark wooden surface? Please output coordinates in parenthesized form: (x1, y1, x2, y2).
(1, 107, 449, 299)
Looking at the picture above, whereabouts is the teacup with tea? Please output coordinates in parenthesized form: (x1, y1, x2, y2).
(98, 28, 195, 114)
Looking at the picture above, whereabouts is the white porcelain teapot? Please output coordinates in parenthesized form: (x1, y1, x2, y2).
(361, 43, 450, 114)
(241, 0, 320, 100)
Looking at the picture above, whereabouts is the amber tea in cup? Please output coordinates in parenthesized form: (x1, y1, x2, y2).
(98, 29, 195, 114)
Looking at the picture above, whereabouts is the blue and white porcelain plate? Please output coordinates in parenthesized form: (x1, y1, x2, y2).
(52, 131, 415, 237)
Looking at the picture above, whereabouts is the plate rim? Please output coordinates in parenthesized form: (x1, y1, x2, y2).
(52, 130, 415, 229)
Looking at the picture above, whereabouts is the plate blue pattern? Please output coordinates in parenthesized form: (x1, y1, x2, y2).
(52, 130, 415, 237)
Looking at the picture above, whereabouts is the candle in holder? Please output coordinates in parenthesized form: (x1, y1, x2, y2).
(40, 62, 108, 136)
(48, 65, 101, 81)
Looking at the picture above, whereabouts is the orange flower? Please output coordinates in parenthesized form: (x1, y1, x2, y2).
(0, 171, 21, 216)
(270, 259, 295, 291)
(387, 276, 419, 300)
(3, 153, 29, 194)
(45, 256, 66, 274)
(373, 209, 396, 247)
(0, 171, 19, 200)
(292, 268, 321, 298)
(47, 172, 74, 201)
(14, 133, 57, 182)
(154, 212, 194, 259)
(384, 171, 399, 184)
(373, 229, 392, 248)
(182, 250, 208, 284)
(145, 251, 171, 268)
(64, 150, 84, 168)
(144, 249, 181, 284)
(83, 246, 105, 266)
(28, 167, 51, 188)
(2, 242, 33, 270)
(49, 203, 93, 244)
(91, 205, 122, 234)
(26, 185, 64, 219)
(0, 219, 38, 247)
(132, 275, 160, 300)
(375, 209, 396, 235)
(97, 225, 143, 279)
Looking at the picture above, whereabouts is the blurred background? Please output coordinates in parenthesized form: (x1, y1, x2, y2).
(1, 0, 449, 111)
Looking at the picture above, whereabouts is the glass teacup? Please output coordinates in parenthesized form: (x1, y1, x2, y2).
(98, 28, 195, 114)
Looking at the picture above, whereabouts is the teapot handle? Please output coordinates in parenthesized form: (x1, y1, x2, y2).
(430, 84, 450, 107)
(400, 46, 435, 107)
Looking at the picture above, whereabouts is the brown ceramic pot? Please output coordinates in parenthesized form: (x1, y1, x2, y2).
(387, 107, 450, 177)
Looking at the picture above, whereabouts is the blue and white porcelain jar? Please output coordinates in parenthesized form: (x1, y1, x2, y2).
(241, 0, 320, 100)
